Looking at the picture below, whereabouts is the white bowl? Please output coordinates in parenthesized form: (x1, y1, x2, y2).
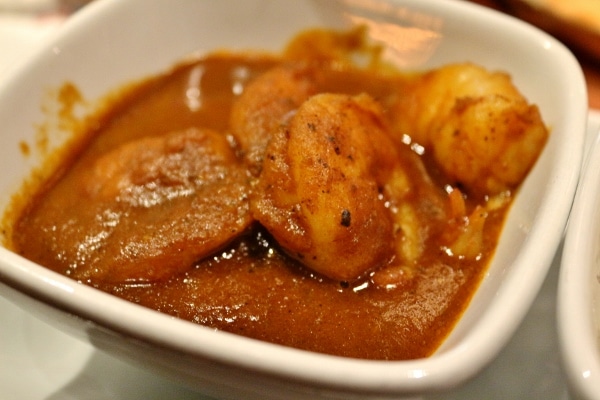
(0, 0, 587, 398)
(559, 110, 600, 400)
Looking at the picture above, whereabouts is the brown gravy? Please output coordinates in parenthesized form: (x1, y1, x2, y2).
(6, 29, 544, 360)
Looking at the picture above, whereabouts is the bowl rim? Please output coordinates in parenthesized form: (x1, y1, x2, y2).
(559, 114, 600, 400)
(0, 0, 589, 395)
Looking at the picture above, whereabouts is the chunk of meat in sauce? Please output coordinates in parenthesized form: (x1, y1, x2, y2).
(251, 92, 405, 281)
(16, 128, 251, 284)
(391, 62, 548, 196)
(229, 65, 318, 175)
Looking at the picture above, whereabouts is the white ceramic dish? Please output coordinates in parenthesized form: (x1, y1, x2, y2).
(559, 112, 600, 400)
(0, 0, 588, 399)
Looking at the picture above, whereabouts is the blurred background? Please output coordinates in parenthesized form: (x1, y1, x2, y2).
(0, 0, 91, 13)
(0, 0, 597, 107)
(469, 0, 600, 109)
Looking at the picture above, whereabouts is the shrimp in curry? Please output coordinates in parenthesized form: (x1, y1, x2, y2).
(6, 27, 548, 360)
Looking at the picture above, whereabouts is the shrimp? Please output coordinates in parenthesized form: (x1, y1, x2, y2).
(229, 65, 318, 176)
(23, 128, 252, 284)
(250, 93, 407, 281)
(391, 63, 549, 196)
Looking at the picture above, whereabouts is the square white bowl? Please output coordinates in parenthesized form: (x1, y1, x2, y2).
(0, 0, 588, 398)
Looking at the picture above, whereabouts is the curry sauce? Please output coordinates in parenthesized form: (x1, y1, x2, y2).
(6, 29, 547, 360)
